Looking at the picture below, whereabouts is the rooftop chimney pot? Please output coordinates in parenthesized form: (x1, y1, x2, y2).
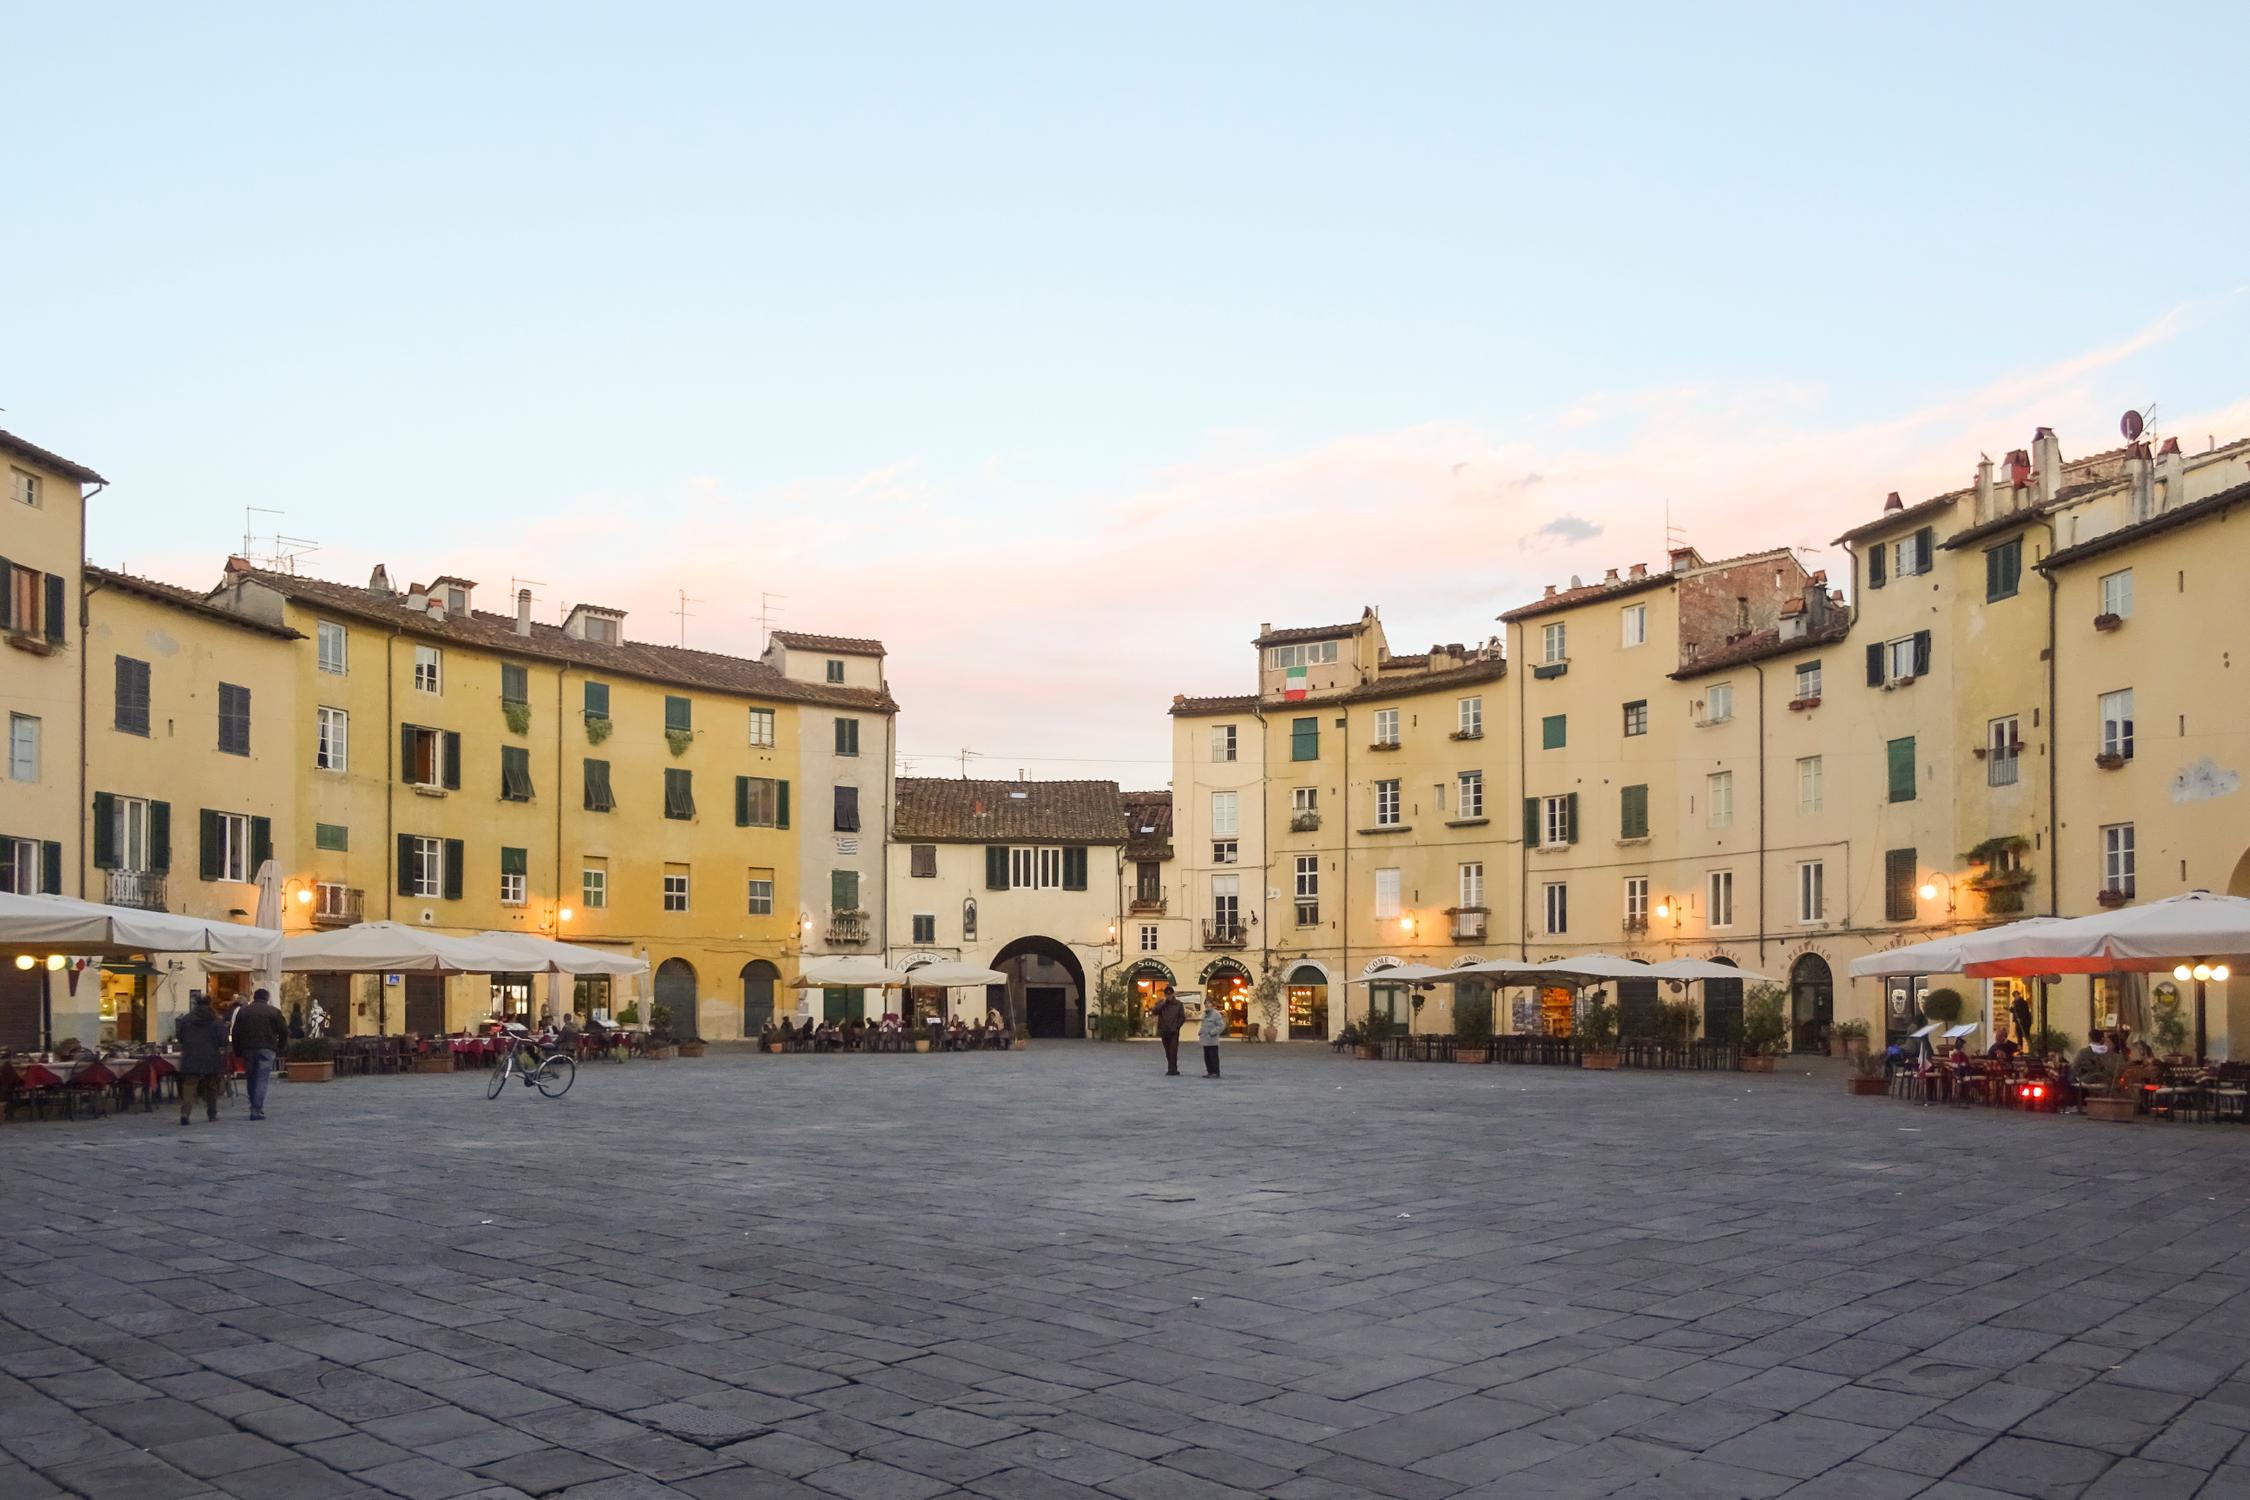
(1883, 491, 1903, 512)
(515, 588, 533, 637)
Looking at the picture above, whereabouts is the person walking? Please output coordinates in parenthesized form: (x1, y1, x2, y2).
(174, 991, 229, 1127)
(1154, 984, 1185, 1077)
(1198, 995, 1227, 1078)
(231, 986, 289, 1122)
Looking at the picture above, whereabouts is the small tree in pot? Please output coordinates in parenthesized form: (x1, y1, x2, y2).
(1578, 992, 1620, 1069)
(1739, 984, 1789, 1072)
(284, 1036, 336, 1083)
(1251, 966, 1285, 1044)
(1357, 1007, 1394, 1059)
(1452, 989, 1493, 1063)
(1830, 1018, 1871, 1059)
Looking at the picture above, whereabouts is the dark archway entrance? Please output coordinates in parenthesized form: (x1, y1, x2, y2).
(1790, 953, 1834, 1053)
(1703, 957, 1743, 1043)
(741, 960, 780, 1036)
(1286, 964, 1330, 1040)
(992, 936, 1085, 1038)
(654, 958, 698, 1038)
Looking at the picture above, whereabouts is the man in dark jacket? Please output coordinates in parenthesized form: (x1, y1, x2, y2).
(174, 992, 229, 1127)
(1154, 985, 1185, 1077)
(231, 987, 289, 1122)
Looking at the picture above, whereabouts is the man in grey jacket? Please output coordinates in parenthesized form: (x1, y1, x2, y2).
(1199, 999, 1227, 1078)
(231, 987, 289, 1122)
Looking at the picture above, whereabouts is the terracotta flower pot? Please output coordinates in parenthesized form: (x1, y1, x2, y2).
(1581, 1051, 1620, 1071)
(412, 1054, 454, 1074)
(285, 1060, 334, 1083)
(1454, 1046, 1488, 1063)
(676, 1043, 706, 1058)
(914, 1038, 931, 1053)
(2086, 1095, 2139, 1122)
(1739, 1055, 1776, 1074)
(765, 1043, 782, 1054)
(1847, 1076, 1888, 1096)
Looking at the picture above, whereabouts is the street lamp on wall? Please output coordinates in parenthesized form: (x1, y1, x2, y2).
(1918, 873, 1956, 917)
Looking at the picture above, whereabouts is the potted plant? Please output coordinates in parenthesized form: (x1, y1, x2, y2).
(2153, 1006, 2189, 1061)
(644, 1003, 677, 1059)
(676, 1035, 707, 1059)
(1830, 1018, 1871, 1059)
(2096, 888, 2131, 908)
(1357, 1009, 1394, 1060)
(412, 1038, 455, 1074)
(665, 726, 693, 757)
(1091, 973, 1133, 1041)
(583, 711, 613, 744)
(1577, 993, 1620, 1070)
(2094, 751, 2126, 770)
(1847, 1050, 1888, 1096)
(1452, 989, 1493, 1063)
(1012, 1021, 1030, 1050)
(284, 1036, 335, 1083)
(1738, 985, 1788, 1072)
(913, 1031, 932, 1053)
(1252, 967, 1285, 1044)
(2093, 611, 2123, 631)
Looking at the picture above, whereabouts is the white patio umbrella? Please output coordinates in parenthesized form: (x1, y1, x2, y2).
(899, 961, 1008, 987)
(1647, 957, 1782, 983)
(1526, 954, 1661, 983)
(275, 921, 505, 974)
(1345, 963, 1451, 984)
(0, 891, 281, 963)
(469, 931, 649, 978)
(790, 956, 912, 988)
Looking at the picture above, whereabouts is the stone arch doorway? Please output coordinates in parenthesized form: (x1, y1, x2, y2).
(1123, 960, 1176, 1026)
(1285, 963, 1330, 1040)
(741, 960, 780, 1036)
(2229, 850, 2250, 897)
(654, 958, 698, 1039)
(1790, 952, 1834, 1053)
(1202, 958, 1253, 1037)
(992, 936, 1085, 1038)
(1703, 956, 1744, 1043)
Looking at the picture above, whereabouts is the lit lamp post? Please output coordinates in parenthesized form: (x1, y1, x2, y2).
(2170, 960, 2230, 1062)
(1917, 874, 1956, 917)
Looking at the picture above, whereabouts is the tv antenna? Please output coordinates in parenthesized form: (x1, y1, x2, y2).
(757, 591, 786, 650)
(1663, 499, 1687, 553)
(241, 507, 319, 574)
(2121, 402, 2159, 445)
(673, 589, 701, 647)
(959, 747, 980, 778)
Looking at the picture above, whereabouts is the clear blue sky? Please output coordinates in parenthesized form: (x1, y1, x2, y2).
(10, 3, 2248, 783)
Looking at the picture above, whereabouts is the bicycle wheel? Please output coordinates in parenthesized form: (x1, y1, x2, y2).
(487, 1055, 512, 1100)
(533, 1055, 576, 1098)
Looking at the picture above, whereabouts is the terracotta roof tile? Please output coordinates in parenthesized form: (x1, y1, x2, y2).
(2038, 478, 2250, 573)
(1831, 489, 1965, 546)
(0, 429, 106, 485)
(227, 566, 895, 711)
(1170, 693, 1259, 717)
(1498, 572, 1671, 623)
(894, 778, 1127, 843)
(1252, 621, 1360, 648)
(84, 566, 303, 641)
(1671, 618, 1850, 681)
(768, 629, 885, 656)
(1121, 790, 1174, 857)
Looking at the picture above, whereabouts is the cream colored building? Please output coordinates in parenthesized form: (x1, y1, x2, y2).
(887, 777, 1124, 1035)
(0, 430, 104, 1050)
(764, 631, 894, 973)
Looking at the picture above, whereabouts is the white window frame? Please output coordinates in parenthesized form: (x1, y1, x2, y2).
(1987, 716, 2020, 787)
(9, 467, 39, 508)
(1009, 846, 1065, 890)
(1211, 840, 1238, 865)
(1459, 862, 1484, 909)
(1796, 861, 1825, 924)
(1291, 786, 1317, 814)
(112, 795, 151, 873)
(1797, 754, 1823, 814)
(2100, 568, 2134, 620)
(1457, 697, 1483, 737)
(1457, 769, 1484, 819)
(2102, 824, 2135, 895)
(663, 870, 690, 912)
(1541, 621, 1568, 664)
(1621, 604, 1646, 648)
(1212, 872, 1241, 927)
(316, 706, 348, 773)
(1210, 790, 1239, 837)
(1886, 636, 1917, 683)
(316, 621, 348, 675)
(0, 836, 39, 894)
(1542, 794, 1570, 846)
(1543, 881, 1568, 935)
(1707, 869, 1735, 929)
(1703, 683, 1735, 725)
(748, 708, 776, 748)
(409, 836, 442, 899)
(1295, 855, 1319, 918)
(2099, 689, 2134, 760)
(1212, 725, 1238, 762)
(582, 865, 607, 910)
(1624, 876, 1649, 928)
(1138, 923, 1159, 952)
(413, 645, 442, 694)
(1373, 708, 1400, 746)
(500, 868, 527, 907)
(7, 713, 37, 783)
(1707, 770, 1734, 828)
(747, 872, 774, 915)
(1375, 779, 1401, 827)
(1795, 661, 1821, 700)
(1371, 867, 1400, 919)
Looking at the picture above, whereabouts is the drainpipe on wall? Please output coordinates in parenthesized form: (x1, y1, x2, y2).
(384, 630, 398, 922)
(1752, 661, 1768, 974)
(1840, 541, 1861, 630)
(1340, 700, 1353, 1026)
(2034, 519, 2060, 917)
(1251, 702, 1269, 984)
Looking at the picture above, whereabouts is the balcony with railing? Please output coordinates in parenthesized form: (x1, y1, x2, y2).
(105, 869, 167, 911)
(826, 909, 872, 945)
(1289, 810, 1322, 833)
(313, 885, 365, 928)
(1130, 885, 1167, 915)
(1450, 907, 1488, 942)
(1201, 919, 1247, 949)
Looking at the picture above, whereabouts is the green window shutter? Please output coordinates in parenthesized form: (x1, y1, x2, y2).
(1865, 643, 1885, 686)
(831, 868, 859, 909)
(199, 809, 221, 881)
(314, 822, 347, 852)
(775, 780, 789, 829)
(735, 776, 750, 826)
(441, 731, 462, 790)
(501, 663, 527, 703)
(1621, 784, 1647, 840)
(665, 695, 691, 732)
(1063, 847, 1088, 891)
(149, 801, 171, 872)
(584, 681, 609, 717)
(1565, 791, 1579, 844)
(1867, 543, 1887, 589)
(1885, 848, 1917, 922)
(397, 834, 414, 896)
(501, 845, 528, 877)
(1542, 714, 1566, 750)
(1523, 798, 1541, 848)
(442, 839, 465, 900)
(92, 793, 116, 869)
(583, 759, 612, 812)
(44, 573, 66, 642)
(1911, 631, 1931, 676)
(1291, 717, 1317, 761)
(400, 724, 415, 782)
(1914, 527, 1934, 572)
(986, 845, 1010, 890)
(251, 817, 272, 870)
(1887, 737, 1916, 803)
(40, 841, 61, 893)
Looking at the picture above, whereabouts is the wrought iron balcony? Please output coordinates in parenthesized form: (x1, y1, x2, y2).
(105, 870, 167, 911)
(827, 909, 872, 945)
(1201, 920, 1247, 949)
(1130, 887, 1167, 914)
(1451, 907, 1488, 942)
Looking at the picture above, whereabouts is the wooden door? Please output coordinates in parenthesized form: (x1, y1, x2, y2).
(404, 975, 444, 1037)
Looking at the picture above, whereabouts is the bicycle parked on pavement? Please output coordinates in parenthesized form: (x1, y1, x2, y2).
(486, 1023, 576, 1100)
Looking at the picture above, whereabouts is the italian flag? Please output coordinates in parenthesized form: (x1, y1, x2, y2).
(1284, 666, 1308, 700)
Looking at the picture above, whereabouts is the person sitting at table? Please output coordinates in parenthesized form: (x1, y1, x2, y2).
(1987, 1035, 2021, 1063)
(841, 1016, 865, 1050)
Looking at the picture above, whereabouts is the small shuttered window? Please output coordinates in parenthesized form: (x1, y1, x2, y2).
(1884, 848, 1918, 922)
(985, 845, 1010, 890)
(584, 759, 615, 812)
(217, 684, 251, 756)
(1886, 737, 1916, 803)
(663, 768, 694, 820)
(1619, 784, 1648, 840)
(501, 745, 535, 802)
(1062, 846, 1089, 891)
(1290, 717, 1318, 761)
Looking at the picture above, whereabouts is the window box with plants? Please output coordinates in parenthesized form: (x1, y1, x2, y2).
(1787, 696, 1821, 712)
(1290, 811, 1321, 833)
(1829, 1017, 1871, 1059)
(503, 699, 532, 737)
(1453, 989, 1492, 1064)
(2096, 887, 2132, 908)
(2093, 612, 2123, 632)
(1577, 993, 1620, 1070)
(1965, 836, 2035, 915)
(2094, 752, 2127, 771)
(284, 1037, 335, 1083)
(665, 727, 694, 757)
(583, 712, 613, 744)
(1737, 985, 1788, 1072)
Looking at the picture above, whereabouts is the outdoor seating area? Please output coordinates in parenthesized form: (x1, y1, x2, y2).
(759, 1016, 1020, 1053)
(1, 1045, 226, 1120)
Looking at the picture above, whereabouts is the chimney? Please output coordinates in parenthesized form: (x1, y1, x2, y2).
(1628, 562, 1647, 579)
(1259, 622, 1271, 638)
(515, 588, 533, 637)
(2125, 443, 2154, 520)
(1882, 491, 1903, 513)
(2155, 436, 2184, 513)
(1603, 567, 1619, 583)
(1666, 545, 1701, 572)
(2005, 448, 2032, 488)
(1543, 584, 1557, 599)
(1975, 454, 1994, 520)
(1171, 693, 1186, 707)
(368, 564, 393, 596)
(2031, 426, 2061, 504)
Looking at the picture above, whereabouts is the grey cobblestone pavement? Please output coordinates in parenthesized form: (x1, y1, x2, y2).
(6, 1044, 2250, 1500)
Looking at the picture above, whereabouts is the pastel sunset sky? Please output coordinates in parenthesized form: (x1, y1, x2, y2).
(10, 2, 2249, 787)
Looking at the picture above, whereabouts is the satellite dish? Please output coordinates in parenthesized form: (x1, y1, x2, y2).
(2121, 410, 2145, 441)
(1568, 574, 1584, 589)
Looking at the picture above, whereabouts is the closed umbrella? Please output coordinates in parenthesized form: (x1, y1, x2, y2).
(252, 859, 284, 1000)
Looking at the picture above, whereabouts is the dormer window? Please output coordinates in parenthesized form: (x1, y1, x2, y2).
(584, 616, 617, 644)
(825, 659, 844, 683)
(446, 586, 469, 616)
(563, 603, 626, 643)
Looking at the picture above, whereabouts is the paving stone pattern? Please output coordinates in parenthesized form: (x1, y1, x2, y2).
(6, 1046, 2250, 1499)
